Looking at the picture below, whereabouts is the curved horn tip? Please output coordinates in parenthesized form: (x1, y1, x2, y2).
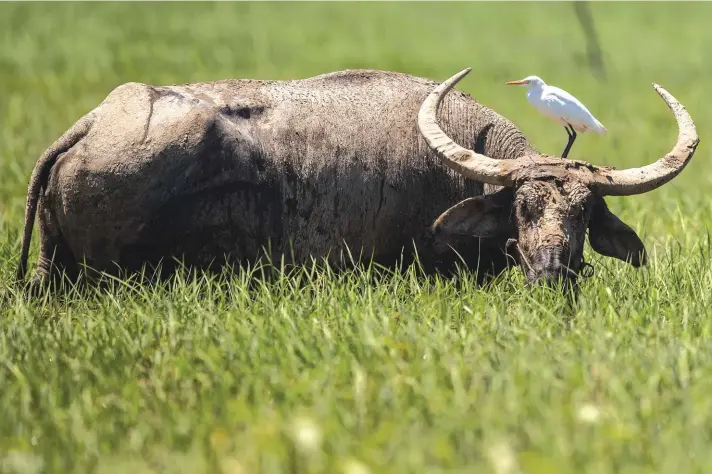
(652, 83, 666, 96)
(449, 67, 472, 83)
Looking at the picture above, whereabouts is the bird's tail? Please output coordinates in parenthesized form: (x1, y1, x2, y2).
(593, 118, 607, 135)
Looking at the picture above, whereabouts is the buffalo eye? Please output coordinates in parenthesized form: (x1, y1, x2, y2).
(517, 198, 538, 220)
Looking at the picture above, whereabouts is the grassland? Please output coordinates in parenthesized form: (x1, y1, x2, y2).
(1, 2, 712, 473)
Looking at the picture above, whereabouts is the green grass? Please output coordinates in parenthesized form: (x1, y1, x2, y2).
(2, 2, 712, 472)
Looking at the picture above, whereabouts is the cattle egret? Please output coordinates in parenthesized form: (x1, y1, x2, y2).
(505, 76, 606, 158)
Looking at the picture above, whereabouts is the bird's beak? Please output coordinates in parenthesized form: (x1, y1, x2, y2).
(505, 80, 528, 85)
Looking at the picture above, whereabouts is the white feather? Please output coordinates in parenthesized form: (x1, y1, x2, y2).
(510, 75, 606, 135)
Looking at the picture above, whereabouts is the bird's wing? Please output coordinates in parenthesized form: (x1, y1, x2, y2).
(546, 86, 588, 109)
(540, 87, 601, 131)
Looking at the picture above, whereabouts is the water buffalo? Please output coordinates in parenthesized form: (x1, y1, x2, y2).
(15, 68, 697, 291)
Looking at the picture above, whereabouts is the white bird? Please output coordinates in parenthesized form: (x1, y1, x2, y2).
(505, 75, 606, 158)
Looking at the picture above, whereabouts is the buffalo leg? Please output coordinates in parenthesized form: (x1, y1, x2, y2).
(27, 196, 80, 294)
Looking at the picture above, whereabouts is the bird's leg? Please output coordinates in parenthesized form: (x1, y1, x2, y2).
(561, 124, 577, 158)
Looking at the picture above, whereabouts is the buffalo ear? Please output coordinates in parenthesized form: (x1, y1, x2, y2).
(588, 197, 647, 266)
(432, 188, 514, 239)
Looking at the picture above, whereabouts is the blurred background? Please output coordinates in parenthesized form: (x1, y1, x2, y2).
(2, 4, 711, 470)
(0, 1, 710, 263)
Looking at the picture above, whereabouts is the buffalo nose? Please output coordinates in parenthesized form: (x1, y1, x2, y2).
(533, 268, 577, 288)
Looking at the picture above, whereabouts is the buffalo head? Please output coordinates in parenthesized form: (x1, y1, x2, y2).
(419, 68, 699, 288)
